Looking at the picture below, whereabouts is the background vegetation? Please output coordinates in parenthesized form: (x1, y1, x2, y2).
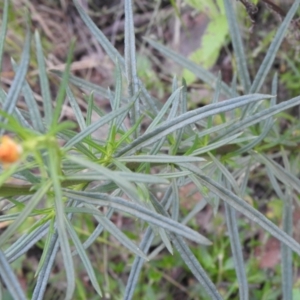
(0, 0, 300, 299)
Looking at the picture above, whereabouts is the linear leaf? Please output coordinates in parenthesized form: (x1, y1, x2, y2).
(63, 190, 211, 245)
(0, 250, 26, 300)
(86, 204, 147, 259)
(73, 0, 124, 68)
(65, 217, 102, 296)
(66, 86, 86, 131)
(0, 182, 51, 247)
(145, 38, 233, 97)
(117, 94, 271, 156)
(73, 208, 114, 255)
(48, 148, 75, 300)
(225, 202, 248, 300)
(0, 29, 31, 134)
(180, 163, 300, 255)
(124, 0, 139, 130)
(52, 41, 75, 126)
(145, 87, 182, 133)
(117, 155, 205, 163)
(5, 222, 49, 263)
(35, 30, 52, 127)
(250, 0, 300, 93)
(124, 227, 154, 300)
(0, 0, 9, 73)
(64, 100, 134, 149)
(254, 152, 300, 194)
(67, 156, 140, 203)
(224, 0, 251, 92)
(32, 233, 59, 300)
(214, 94, 300, 141)
(150, 192, 222, 299)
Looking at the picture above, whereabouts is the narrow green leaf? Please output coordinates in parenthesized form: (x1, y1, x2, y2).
(0, 0, 9, 73)
(32, 233, 59, 300)
(35, 31, 52, 127)
(225, 202, 248, 300)
(124, 189, 173, 300)
(67, 156, 141, 202)
(65, 171, 168, 184)
(0, 29, 31, 134)
(5, 222, 49, 263)
(191, 132, 243, 156)
(73, 0, 124, 68)
(209, 153, 240, 195)
(0, 86, 32, 129)
(224, 0, 251, 92)
(254, 152, 300, 194)
(85, 204, 147, 259)
(52, 40, 75, 126)
(73, 208, 114, 255)
(149, 192, 222, 299)
(65, 217, 102, 296)
(214, 94, 300, 142)
(66, 86, 86, 131)
(173, 235, 222, 299)
(124, 0, 139, 129)
(181, 163, 300, 256)
(145, 38, 233, 97)
(124, 227, 154, 300)
(281, 188, 293, 300)
(117, 155, 205, 163)
(172, 79, 188, 154)
(250, 0, 300, 93)
(63, 191, 212, 245)
(145, 87, 183, 133)
(0, 182, 51, 247)
(48, 148, 75, 300)
(0, 250, 26, 300)
(64, 100, 134, 149)
(117, 94, 271, 156)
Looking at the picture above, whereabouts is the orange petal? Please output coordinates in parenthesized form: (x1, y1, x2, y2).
(0, 136, 22, 164)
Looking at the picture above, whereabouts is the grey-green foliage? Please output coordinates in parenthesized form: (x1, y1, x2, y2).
(1, 0, 300, 299)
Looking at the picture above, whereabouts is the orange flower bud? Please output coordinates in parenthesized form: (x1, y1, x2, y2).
(0, 136, 22, 164)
